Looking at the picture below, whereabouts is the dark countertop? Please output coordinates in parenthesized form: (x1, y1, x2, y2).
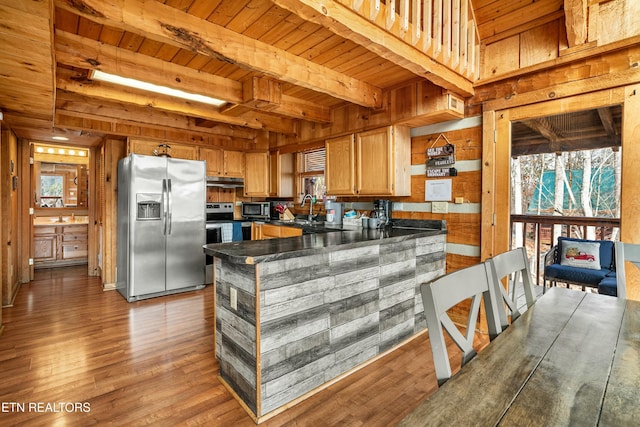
(204, 220, 446, 265)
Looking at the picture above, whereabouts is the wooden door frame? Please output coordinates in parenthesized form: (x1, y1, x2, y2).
(482, 84, 640, 300)
(21, 141, 99, 281)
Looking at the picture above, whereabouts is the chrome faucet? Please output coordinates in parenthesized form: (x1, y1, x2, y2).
(300, 194, 314, 221)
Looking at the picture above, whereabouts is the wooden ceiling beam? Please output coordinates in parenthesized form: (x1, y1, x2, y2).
(270, 0, 475, 97)
(54, 0, 382, 109)
(597, 107, 618, 137)
(56, 68, 268, 131)
(55, 30, 330, 123)
(55, 30, 244, 104)
(55, 90, 272, 138)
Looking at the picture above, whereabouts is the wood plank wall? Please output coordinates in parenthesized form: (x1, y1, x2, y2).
(0, 127, 20, 307)
(395, 118, 483, 273)
(479, 1, 640, 81)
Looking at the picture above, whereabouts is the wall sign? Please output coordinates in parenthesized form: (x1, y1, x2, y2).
(427, 167, 458, 177)
(426, 134, 457, 178)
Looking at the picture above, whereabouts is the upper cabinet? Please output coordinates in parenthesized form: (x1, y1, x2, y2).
(200, 147, 223, 176)
(129, 139, 197, 160)
(325, 134, 356, 195)
(244, 151, 269, 197)
(223, 150, 245, 178)
(326, 125, 411, 196)
(199, 147, 245, 178)
(269, 150, 294, 198)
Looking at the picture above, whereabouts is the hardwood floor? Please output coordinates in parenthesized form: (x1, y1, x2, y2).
(0, 267, 488, 426)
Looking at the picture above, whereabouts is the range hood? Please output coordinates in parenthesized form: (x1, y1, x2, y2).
(206, 176, 244, 188)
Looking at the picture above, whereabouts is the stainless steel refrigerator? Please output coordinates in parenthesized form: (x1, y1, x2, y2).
(116, 154, 206, 302)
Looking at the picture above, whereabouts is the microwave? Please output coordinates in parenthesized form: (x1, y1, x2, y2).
(241, 202, 270, 220)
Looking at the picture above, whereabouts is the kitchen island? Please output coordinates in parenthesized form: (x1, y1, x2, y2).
(204, 221, 446, 422)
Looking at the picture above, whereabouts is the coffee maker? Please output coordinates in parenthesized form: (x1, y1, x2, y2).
(373, 200, 392, 227)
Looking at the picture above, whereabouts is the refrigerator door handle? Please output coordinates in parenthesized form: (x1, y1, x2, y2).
(167, 178, 173, 235)
(162, 178, 168, 235)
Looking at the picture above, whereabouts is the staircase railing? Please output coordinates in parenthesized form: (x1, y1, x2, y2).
(342, 0, 479, 81)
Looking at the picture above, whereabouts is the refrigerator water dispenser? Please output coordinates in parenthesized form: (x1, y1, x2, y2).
(136, 194, 161, 220)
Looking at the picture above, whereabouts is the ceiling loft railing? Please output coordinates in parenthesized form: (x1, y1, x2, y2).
(345, 0, 480, 81)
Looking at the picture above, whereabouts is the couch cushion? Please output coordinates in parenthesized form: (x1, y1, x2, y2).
(598, 276, 618, 296)
(556, 237, 615, 270)
(545, 264, 609, 287)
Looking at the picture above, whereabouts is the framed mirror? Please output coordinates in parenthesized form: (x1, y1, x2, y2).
(33, 144, 89, 209)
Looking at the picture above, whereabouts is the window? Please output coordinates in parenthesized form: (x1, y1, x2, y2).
(298, 149, 326, 202)
(41, 174, 64, 207)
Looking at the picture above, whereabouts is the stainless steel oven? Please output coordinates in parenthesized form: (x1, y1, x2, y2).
(205, 203, 251, 283)
(241, 202, 270, 220)
(205, 203, 233, 284)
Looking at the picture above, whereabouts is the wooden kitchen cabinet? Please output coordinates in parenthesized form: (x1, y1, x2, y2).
(269, 150, 294, 198)
(129, 139, 197, 160)
(325, 125, 411, 196)
(223, 150, 245, 177)
(244, 152, 269, 197)
(251, 223, 302, 240)
(34, 224, 88, 267)
(325, 134, 356, 195)
(199, 147, 245, 178)
(200, 147, 223, 176)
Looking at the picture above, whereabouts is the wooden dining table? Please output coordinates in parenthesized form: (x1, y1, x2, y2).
(398, 287, 640, 426)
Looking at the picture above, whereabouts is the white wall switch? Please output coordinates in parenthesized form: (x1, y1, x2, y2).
(230, 287, 238, 310)
(432, 201, 449, 214)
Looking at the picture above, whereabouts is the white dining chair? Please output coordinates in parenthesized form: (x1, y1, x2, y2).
(487, 247, 537, 330)
(420, 262, 502, 386)
(614, 242, 639, 300)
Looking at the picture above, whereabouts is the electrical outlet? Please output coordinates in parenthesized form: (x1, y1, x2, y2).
(455, 197, 464, 204)
(432, 201, 449, 214)
(230, 287, 238, 310)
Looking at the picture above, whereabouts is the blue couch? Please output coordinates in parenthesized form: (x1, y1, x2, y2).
(543, 237, 617, 295)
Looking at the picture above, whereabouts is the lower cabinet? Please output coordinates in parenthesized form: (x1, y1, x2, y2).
(251, 223, 302, 240)
(34, 224, 88, 267)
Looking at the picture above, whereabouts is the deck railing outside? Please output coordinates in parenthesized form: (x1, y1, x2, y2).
(510, 214, 621, 286)
(342, 0, 479, 80)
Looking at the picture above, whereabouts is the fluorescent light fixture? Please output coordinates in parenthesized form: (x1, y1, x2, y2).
(91, 70, 226, 107)
(52, 135, 69, 141)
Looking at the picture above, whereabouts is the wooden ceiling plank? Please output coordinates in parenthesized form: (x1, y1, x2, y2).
(474, 0, 534, 24)
(477, 0, 563, 40)
(481, 10, 564, 47)
(244, 5, 290, 40)
(258, 11, 306, 46)
(205, 1, 251, 28)
(185, 0, 221, 20)
(97, 24, 124, 46)
(77, 15, 102, 40)
(118, 31, 146, 52)
(55, 30, 244, 104)
(226, 0, 274, 34)
(55, 0, 382, 108)
(270, 0, 474, 97)
(55, 7, 79, 33)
